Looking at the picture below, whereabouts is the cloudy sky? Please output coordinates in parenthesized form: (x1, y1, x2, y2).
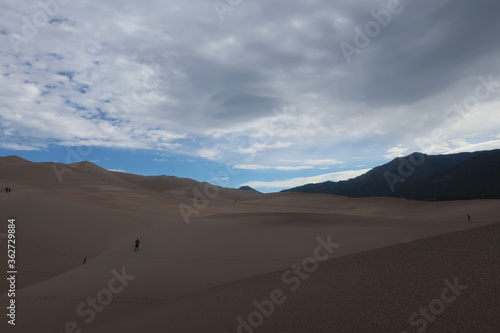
(1, 0, 500, 192)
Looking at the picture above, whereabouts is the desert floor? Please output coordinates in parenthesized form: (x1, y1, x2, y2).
(0, 157, 498, 332)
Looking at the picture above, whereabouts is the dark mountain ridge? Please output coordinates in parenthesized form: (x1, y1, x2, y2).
(283, 149, 500, 201)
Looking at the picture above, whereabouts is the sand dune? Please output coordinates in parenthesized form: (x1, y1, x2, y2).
(0, 157, 498, 332)
(84, 222, 500, 333)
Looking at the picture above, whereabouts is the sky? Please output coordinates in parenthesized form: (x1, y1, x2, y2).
(1, 0, 500, 192)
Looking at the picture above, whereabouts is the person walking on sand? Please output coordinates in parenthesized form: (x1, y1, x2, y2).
(83, 257, 87, 264)
(134, 239, 140, 252)
(467, 214, 472, 223)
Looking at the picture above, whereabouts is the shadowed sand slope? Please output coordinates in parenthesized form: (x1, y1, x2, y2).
(86, 222, 500, 333)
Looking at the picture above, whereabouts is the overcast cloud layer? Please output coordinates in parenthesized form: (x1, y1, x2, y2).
(1, 0, 500, 188)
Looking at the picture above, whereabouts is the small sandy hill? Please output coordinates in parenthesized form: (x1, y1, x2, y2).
(0, 155, 31, 165)
(172, 182, 265, 202)
(0, 161, 68, 187)
(114, 172, 201, 192)
(68, 161, 125, 183)
(0, 160, 141, 208)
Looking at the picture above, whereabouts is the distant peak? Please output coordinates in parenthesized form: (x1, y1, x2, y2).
(239, 186, 260, 192)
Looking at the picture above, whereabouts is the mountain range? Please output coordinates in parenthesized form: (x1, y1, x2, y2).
(283, 149, 500, 201)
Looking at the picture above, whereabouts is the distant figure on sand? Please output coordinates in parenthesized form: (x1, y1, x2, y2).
(134, 239, 140, 252)
(83, 257, 87, 264)
(467, 214, 472, 223)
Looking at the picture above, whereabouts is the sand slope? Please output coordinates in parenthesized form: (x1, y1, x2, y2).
(85, 222, 500, 333)
(0, 156, 498, 332)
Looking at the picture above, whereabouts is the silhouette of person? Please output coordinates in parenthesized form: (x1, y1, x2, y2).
(5, 187, 8, 193)
(83, 257, 87, 264)
(134, 239, 140, 252)
(8, 188, 11, 193)
(467, 214, 471, 223)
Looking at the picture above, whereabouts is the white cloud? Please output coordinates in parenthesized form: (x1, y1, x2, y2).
(235, 164, 313, 171)
(275, 166, 313, 171)
(1, 0, 499, 168)
(242, 168, 371, 189)
(198, 148, 220, 160)
(418, 143, 451, 155)
(235, 142, 292, 155)
(278, 158, 343, 165)
(209, 177, 229, 181)
(416, 138, 500, 155)
(304, 159, 344, 165)
(384, 145, 410, 159)
(442, 139, 500, 154)
(235, 164, 269, 170)
(0, 142, 46, 151)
